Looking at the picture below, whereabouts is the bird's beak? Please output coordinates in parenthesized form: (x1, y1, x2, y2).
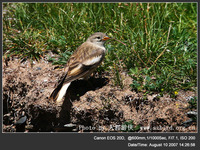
(102, 36, 110, 41)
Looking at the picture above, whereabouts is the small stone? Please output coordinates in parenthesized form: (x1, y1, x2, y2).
(36, 67, 42, 70)
(64, 123, 77, 128)
(15, 116, 27, 125)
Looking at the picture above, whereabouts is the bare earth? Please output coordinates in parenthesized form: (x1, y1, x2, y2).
(3, 56, 197, 132)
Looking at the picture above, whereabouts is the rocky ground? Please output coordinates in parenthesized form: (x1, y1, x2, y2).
(3, 56, 197, 132)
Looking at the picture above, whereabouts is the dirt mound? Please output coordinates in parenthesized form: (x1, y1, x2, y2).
(3, 57, 197, 132)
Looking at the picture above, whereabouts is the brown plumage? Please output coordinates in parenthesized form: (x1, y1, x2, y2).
(50, 32, 110, 104)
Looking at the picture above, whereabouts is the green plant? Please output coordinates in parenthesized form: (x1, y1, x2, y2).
(3, 3, 197, 94)
(188, 96, 197, 110)
(121, 120, 140, 132)
(48, 50, 72, 66)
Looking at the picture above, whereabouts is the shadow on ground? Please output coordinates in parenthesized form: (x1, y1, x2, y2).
(55, 77, 109, 131)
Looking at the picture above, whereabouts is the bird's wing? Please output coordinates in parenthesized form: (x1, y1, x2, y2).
(62, 42, 105, 83)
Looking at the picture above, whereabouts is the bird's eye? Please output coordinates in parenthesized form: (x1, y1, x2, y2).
(96, 36, 101, 39)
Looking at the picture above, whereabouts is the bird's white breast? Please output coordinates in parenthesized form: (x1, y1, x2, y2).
(83, 55, 102, 66)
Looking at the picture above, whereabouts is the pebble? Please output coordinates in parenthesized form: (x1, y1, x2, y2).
(15, 116, 27, 125)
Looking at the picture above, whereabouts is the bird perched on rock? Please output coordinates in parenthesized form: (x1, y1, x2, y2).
(50, 32, 110, 104)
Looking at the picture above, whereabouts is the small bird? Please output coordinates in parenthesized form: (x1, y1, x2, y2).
(50, 32, 110, 104)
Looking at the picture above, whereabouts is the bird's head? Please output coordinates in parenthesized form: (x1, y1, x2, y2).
(86, 32, 110, 46)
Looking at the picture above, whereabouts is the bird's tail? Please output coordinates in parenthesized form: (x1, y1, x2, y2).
(49, 75, 71, 104)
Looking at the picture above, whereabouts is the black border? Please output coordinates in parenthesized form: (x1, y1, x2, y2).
(1, 1, 199, 150)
